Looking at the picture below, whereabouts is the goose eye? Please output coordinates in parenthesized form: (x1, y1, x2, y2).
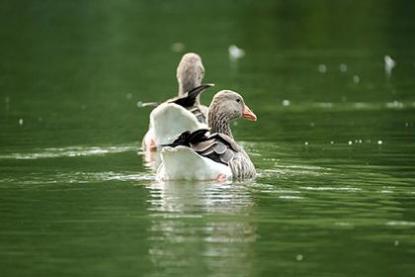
(236, 98, 241, 103)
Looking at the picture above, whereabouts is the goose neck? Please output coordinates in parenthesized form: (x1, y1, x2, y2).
(209, 113, 233, 138)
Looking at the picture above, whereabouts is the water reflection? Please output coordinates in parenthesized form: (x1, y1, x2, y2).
(146, 180, 256, 275)
(142, 149, 162, 171)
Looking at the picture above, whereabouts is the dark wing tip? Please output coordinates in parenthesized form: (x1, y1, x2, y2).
(172, 84, 215, 108)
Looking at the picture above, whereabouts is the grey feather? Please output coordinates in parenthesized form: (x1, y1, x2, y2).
(191, 139, 215, 152)
(213, 143, 227, 154)
(219, 150, 234, 164)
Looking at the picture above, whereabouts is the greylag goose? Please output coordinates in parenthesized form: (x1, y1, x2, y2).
(142, 52, 210, 152)
(156, 90, 257, 180)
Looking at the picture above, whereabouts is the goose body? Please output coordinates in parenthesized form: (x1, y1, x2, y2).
(157, 90, 257, 181)
(158, 146, 232, 180)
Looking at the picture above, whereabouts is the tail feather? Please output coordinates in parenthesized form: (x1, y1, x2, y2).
(170, 84, 214, 108)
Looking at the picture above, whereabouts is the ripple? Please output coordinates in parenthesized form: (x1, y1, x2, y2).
(278, 195, 304, 200)
(386, 221, 415, 227)
(0, 171, 154, 186)
(258, 165, 329, 178)
(0, 143, 137, 160)
(300, 186, 361, 192)
(263, 101, 415, 113)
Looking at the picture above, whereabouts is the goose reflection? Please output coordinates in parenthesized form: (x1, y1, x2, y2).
(146, 180, 257, 274)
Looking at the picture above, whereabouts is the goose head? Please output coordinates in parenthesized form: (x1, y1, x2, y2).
(208, 90, 257, 137)
(176, 53, 205, 98)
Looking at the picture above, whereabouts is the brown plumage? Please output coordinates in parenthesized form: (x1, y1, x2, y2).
(142, 53, 211, 153)
(177, 53, 205, 100)
(175, 53, 210, 122)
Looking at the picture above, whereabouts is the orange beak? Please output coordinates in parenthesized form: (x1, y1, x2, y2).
(242, 104, 257, 122)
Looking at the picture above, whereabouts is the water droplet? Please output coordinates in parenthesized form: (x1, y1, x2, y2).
(5, 96, 10, 112)
(318, 64, 327, 73)
(339, 63, 348, 72)
(18, 118, 23, 126)
(353, 75, 360, 84)
(137, 101, 158, 108)
(296, 254, 303, 261)
(394, 240, 399, 246)
(304, 141, 309, 146)
(228, 45, 245, 60)
(348, 140, 353, 145)
(330, 141, 334, 145)
(171, 42, 185, 53)
(125, 93, 133, 100)
(377, 140, 383, 145)
(282, 99, 290, 106)
(384, 55, 396, 78)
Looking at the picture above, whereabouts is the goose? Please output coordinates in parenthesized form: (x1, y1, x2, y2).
(156, 90, 257, 181)
(142, 52, 210, 152)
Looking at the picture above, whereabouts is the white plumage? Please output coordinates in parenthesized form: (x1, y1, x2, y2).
(157, 146, 232, 181)
(150, 103, 207, 146)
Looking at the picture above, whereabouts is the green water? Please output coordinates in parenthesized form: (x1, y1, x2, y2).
(1, 0, 415, 276)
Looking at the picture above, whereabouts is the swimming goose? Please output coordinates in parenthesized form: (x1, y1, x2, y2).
(157, 90, 257, 180)
(142, 52, 210, 152)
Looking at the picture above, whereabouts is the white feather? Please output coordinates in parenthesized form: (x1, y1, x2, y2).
(150, 103, 207, 146)
(157, 146, 232, 180)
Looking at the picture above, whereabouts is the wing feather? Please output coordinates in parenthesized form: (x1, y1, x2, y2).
(164, 129, 239, 165)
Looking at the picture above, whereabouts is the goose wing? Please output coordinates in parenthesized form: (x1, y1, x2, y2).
(169, 83, 214, 123)
(150, 104, 207, 146)
(170, 83, 214, 108)
(164, 129, 239, 166)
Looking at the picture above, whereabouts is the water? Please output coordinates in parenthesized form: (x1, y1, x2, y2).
(1, 0, 415, 276)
